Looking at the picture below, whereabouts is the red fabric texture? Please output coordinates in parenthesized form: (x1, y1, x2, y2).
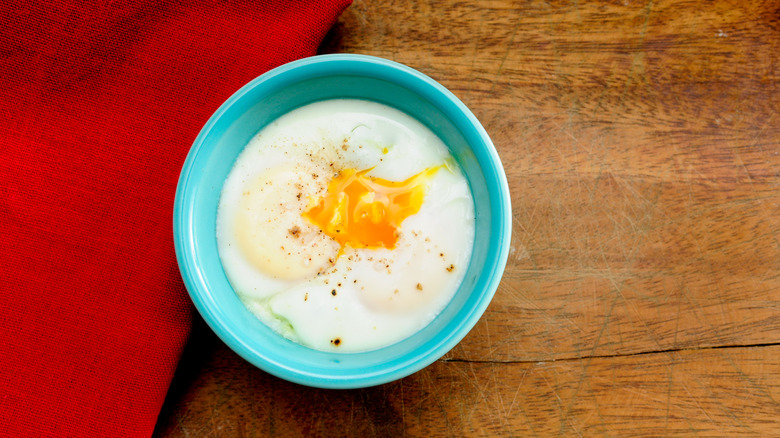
(0, 1, 351, 436)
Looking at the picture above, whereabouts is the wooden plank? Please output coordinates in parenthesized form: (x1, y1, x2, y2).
(328, 0, 780, 361)
(449, 176, 780, 361)
(155, 338, 780, 437)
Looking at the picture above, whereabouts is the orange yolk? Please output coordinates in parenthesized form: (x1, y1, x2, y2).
(303, 167, 439, 251)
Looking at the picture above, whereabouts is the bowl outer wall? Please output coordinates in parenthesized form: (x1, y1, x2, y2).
(173, 54, 511, 388)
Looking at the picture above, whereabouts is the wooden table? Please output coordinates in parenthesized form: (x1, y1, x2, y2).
(154, 1, 780, 436)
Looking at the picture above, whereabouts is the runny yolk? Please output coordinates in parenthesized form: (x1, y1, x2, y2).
(303, 167, 439, 251)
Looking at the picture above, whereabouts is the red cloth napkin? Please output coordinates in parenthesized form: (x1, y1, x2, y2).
(0, 1, 351, 436)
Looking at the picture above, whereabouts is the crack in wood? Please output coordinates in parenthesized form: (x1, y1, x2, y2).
(443, 342, 780, 364)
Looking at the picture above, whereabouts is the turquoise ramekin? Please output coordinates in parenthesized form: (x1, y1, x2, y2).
(174, 54, 511, 389)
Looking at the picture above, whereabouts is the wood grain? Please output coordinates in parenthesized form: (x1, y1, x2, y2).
(156, 0, 780, 435)
(155, 327, 780, 437)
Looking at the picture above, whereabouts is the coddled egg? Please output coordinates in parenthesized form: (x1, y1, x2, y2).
(217, 99, 475, 352)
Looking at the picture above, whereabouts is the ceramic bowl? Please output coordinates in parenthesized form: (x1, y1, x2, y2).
(174, 54, 510, 389)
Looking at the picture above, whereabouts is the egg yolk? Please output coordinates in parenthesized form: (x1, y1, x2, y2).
(303, 167, 439, 250)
